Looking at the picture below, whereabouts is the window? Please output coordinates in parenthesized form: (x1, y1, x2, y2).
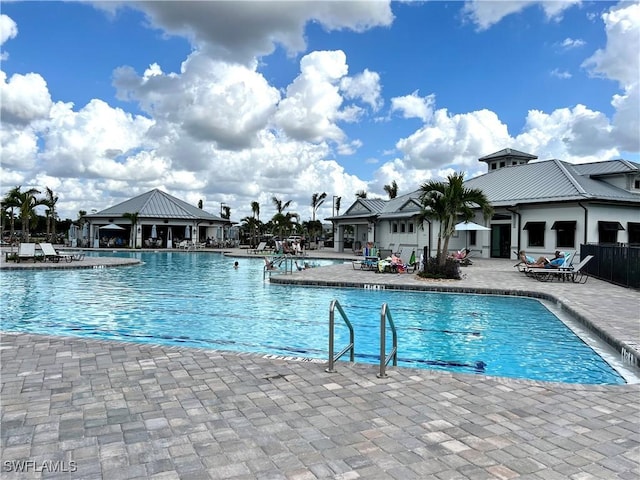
(628, 222, 640, 245)
(523, 222, 545, 247)
(400, 222, 406, 233)
(408, 222, 415, 233)
(392, 222, 398, 233)
(551, 221, 576, 248)
(598, 221, 624, 244)
(469, 230, 477, 246)
(634, 178, 640, 189)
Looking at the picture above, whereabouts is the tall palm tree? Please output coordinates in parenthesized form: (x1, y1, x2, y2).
(419, 172, 493, 265)
(2, 186, 22, 242)
(16, 187, 43, 242)
(355, 190, 367, 199)
(383, 180, 398, 199)
(334, 196, 341, 216)
(251, 201, 260, 221)
(43, 187, 59, 242)
(123, 212, 139, 248)
(311, 192, 327, 222)
(221, 205, 231, 219)
(271, 196, 292, 214)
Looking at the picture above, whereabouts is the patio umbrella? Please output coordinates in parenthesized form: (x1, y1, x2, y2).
(167, 227, 173, 249)
(454, 221, 490, 249)
(185, 225, 191, 239)
(82, 222, 89, 239)
(151, 224, 158, 239)
(99, 223, 125, 231)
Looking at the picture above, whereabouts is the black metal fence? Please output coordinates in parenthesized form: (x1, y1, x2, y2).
(581, 244, 640, 289)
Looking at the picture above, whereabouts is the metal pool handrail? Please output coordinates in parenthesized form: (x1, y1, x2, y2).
(325, 299, 355, 373)
(377, 302, 398, 378)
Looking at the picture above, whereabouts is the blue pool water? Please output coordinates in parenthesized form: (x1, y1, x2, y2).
(0, 251, 625, 384)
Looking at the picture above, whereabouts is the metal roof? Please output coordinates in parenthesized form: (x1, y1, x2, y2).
(572, 159, 639, 176)
(332, 157, 639, 223)
(464, 159, 640, 206)
(85, 189, 228, 222)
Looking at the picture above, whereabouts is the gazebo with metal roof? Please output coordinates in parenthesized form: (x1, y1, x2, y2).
(84, 189, 231, 248)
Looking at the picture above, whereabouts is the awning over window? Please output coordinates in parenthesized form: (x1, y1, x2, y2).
(551, 221, 577, 230)
(523, 221, 545, 230)
(599, 221, 625, 231)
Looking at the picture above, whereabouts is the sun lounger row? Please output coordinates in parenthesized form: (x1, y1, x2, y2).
(11, 243, 86, 263)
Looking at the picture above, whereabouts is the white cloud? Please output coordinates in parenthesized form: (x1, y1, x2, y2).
(38, 99, 156, 179)
(114, 52, 281, 151)
(395, 108, 511, 171)
(582, 2, 639, 87)
(0, 71, 52, 125)
(390, 91, 436, 122)
(463, 0, 580, 30)
(0, 14, 17, 60)
(274, 50, 349, 144)
(106, 1, 393, 64)
(550, 69, 572, 79)
(341, 69, 383, 111)
(558, 37, 586, 50)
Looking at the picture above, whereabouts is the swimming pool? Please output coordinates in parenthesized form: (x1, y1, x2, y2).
(0, 251, 626, 384)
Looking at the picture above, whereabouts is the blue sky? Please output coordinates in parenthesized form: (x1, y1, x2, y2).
(1, 1, 638, 221)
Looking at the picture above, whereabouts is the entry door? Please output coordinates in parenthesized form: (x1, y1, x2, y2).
(491, 224, 511, 258)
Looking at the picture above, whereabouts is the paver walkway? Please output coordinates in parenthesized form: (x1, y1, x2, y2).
(1, 249, 639, 479)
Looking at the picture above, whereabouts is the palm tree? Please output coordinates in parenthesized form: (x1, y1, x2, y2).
(16, 187, 44, 242)
(251, 201, 260, 221)
(43, 187, 59, 242)
(2, 186, 22, 243)
(419, 172, 493, 265)
(384, 180, 398, 199)
(221, 205, 231, 219)
(311, 192, 327, 222)
(334, 196, 341, 215)
(240, 216, 261, 247)
(198, 199, 203, 209)
(123, 212, 139, 248)
(271, 196, 291, 214)
(355, 190, 367, 199)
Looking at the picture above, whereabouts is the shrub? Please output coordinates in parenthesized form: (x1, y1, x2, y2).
(418, 256, 461, 280)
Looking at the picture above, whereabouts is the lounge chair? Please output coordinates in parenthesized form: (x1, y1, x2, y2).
(17, 242, 38, 263)
(526, 255, 594, 283)
(249, 241, 267, 254)
(519, 251, 573, 273)
(39, 242, 73, 263)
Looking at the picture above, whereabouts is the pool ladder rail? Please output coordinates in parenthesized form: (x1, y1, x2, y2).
(326, 299, 398, 378)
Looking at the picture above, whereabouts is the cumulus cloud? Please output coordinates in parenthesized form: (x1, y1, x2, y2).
(0, 71, 52, 125)
(341, 69, 383, 111)
(395, 108, 511, 171)
(37, 99, 156, 179)
(104, 1, 393, 64)
(582, 2, 640, 152)
(463, 0, 580, 30)
(390, 91, 436, 122)
(0, 14, 17, 60)
(274, 50, 349, 144)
